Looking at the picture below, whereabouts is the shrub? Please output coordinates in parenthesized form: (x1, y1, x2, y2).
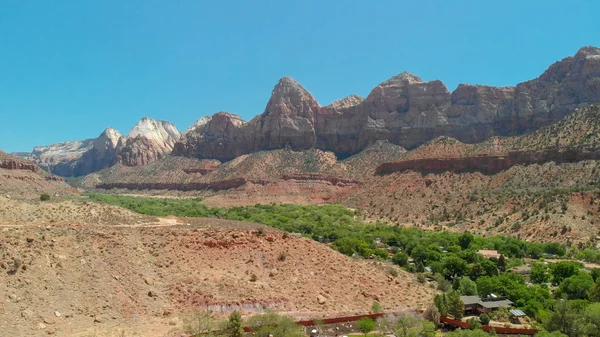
(392, 252, 409, 266)
(40, 193, 50, 201)
(250, 274, 257, 282)
(416, 273, 427, 283)
(479, 313, 490, 326)
(388, 267, 399, 277)
(371, 301, 382, 313)
(278, 251, 288, 261)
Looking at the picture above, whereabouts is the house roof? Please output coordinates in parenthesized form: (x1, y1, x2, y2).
(460, 296, 481, 305)
(480, 299, 513, 309)
(461, 296, 513, 309)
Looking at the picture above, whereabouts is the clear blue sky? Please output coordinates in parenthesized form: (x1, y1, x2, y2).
(1, 1, 599, 153)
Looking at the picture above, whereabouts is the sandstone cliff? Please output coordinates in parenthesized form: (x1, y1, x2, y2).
(375, 103, 600, 175)
(175, 46, 600, 160)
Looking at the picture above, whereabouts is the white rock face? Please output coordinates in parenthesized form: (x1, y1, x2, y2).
(128, 117, 181, 145)
(184, 116, 212, 135)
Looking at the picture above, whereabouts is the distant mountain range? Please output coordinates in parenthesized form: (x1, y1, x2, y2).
(12, 46, 600, 177)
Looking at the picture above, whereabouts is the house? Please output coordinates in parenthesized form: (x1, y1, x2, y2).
(461, 295, 513, 314)
(478, 250, 502, 260)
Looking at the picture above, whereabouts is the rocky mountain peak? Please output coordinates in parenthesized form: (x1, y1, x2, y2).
(381, 72, 424, 86)
(98, 127, 123, 148)
(128, 117, 181, 141)
(326, 95, 364, 110)
(575, 46, 600, 59)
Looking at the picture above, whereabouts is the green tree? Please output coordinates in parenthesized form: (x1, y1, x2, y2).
(247, 311, 305, 337)
(434, 293, 448, 317)
(411, 245, 430, 264)
(442, 255, 468, 279)
(585, 303, 600, 337)
(392, 252, 409, 267)
(551, 261, 580, 285)
(559, 273, 594, 300)
(446, 290, 464, 320)
(458, 277, 478, 296)
(497, 255, 506, 272)
(589, 279, 600, 302)
(531, 262, 551, 284)
(480, 260, 499, 277)
(356, 317, 376, 336)
(222, 311, 243, 337)
(458, 233, 474, 250)
(544, 299, 587, 337)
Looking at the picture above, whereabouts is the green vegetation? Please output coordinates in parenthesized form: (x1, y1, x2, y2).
(40, 193, 50, 201)
(246, 311, 305, 337)
(356, 317, 376, 335)
(89, 194, 600, 336)
(87, 193, 569, 261)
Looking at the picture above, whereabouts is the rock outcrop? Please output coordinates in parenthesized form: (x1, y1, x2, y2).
(116, 118, 181, 166)
(175, 46, 600, 160)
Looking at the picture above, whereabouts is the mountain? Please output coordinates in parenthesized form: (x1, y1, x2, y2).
(16, 46, 600, 177)
(175, 46, 600, 160)
(18, 118, 181, 176)
(117, 117, 181, 166)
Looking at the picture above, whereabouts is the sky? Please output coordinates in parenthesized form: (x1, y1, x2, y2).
(1, 1, 599, 153)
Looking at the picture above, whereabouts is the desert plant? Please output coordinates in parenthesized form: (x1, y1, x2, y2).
(40, 193, 50, 201)
(371, 301, 383, 313)
(250, 274, 257, 282)
(221, 311, 243, 337)
(278, 251, 288, 262)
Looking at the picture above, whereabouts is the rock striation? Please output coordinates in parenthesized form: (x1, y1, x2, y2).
(175, 46, 600, 160)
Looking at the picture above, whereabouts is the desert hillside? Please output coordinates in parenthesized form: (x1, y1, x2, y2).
(0, 197, 433, 337)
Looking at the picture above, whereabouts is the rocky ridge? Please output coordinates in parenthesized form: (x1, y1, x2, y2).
(375, 103, 600, 175)
(175, 47, 600, 161)
(15, 46, 600, 177)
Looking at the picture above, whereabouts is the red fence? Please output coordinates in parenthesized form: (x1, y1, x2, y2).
(440, 316, 538, 335)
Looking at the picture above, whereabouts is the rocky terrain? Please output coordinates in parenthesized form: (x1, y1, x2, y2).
(16, 117, 181, 176)
(0, 197, 433, 336)
(376, 103, 600, 175)
(0, 150, 77, 198)
(174, 46, 600, 160)
(337, 104, 600, 244)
